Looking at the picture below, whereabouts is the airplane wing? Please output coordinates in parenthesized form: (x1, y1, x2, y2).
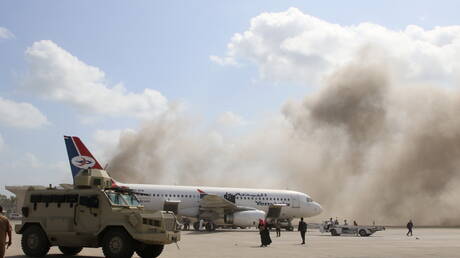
(200, 194, 238, 210)
(197, 189, 287, 221)
(198, 193, 258, 220)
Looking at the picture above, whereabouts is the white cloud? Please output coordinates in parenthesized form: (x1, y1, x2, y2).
(217, 111, 247, 127)
(2, 153, 72, 192)
(23, 152, 43, 168)
(209, 55, 237, 66)
(0, 27, 14, 39)
(23, 40, 169, 120)
(214, 7, 460, 86)
(0, 97, 49, 129)
(0, 134, 4, 152)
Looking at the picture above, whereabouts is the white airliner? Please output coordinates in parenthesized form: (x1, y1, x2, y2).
(9, 136, 323, 232)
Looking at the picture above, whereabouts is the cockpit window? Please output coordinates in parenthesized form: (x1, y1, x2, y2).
(306, 197, 313, 202)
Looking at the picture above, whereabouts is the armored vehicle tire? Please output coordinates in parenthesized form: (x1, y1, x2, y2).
(21, 225, 50, 257)
(136, 244, 164, 258)
(58, 246, 83, 255)
(102, 229, 134, 258)
(286, 226, 294, 231)
(330, 229, 340, 236)
(359, 229, 368, 237)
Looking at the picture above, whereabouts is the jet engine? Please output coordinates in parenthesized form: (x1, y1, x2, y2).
(224, 210, 266, 227)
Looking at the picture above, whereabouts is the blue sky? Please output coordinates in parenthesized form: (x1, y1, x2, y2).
(2, 0, 460, 195)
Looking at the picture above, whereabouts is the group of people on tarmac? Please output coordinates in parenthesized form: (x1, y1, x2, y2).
(324, 217, 359, 231)
(323, 217, 415, 237)
(326, 217, 359, 227)
(258, 217, 308, 247)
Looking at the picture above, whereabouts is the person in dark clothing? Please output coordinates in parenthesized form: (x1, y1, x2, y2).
(298, 217, 307, 245)
(353, 220, 358, 226)
(258, 219, 265, 247)
(262, 225, 272, 247)
(275, 221, 281, 237)
(406, 220, 414, 236)
(258, 219, 272, 247)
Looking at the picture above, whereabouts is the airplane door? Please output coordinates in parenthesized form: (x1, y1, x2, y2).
(291, 195, 300, 208)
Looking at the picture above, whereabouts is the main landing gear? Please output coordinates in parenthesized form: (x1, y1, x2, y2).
(193, 221, 217, 232)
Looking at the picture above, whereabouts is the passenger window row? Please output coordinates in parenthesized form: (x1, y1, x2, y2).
(150, 194, 199, 198)
(236, 196, 290, 201)
(136, 192, 290, 202)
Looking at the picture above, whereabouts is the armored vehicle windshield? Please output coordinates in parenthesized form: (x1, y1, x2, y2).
(105, 190, 142, 207)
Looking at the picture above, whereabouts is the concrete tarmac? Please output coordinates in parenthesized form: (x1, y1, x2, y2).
(5, 227, 460, 258)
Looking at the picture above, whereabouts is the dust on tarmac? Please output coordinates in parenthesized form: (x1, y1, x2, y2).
(5, 227, 460, 258)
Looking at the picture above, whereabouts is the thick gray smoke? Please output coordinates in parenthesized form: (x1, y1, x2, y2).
(108, 55, 460, 226)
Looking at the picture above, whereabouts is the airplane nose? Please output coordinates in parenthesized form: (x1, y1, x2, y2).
(317, 203, 323, 214)
(314, 202, 323, 215)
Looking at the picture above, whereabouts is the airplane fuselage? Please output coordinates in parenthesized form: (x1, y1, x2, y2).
(123, 183, 323, 220)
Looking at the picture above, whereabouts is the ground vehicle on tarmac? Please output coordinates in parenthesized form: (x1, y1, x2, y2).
(15, 169, 180, 258)
(319, 222, 385, 236)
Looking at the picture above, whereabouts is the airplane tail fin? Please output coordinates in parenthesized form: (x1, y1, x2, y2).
(64, 136, 103, 179)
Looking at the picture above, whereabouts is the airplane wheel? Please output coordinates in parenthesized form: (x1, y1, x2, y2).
(193, 222, 200, 231)
(205, 222, 216, 231)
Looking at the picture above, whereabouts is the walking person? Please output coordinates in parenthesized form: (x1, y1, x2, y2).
(0, 206, 12, 258)
(275, 221, 281, 237)
(258, 219, 266, 247)
(406, 220, 414, 236)
(298, 217, 307, 245)
(262, 222, 272, 247)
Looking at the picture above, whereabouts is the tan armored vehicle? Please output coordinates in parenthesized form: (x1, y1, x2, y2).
(15, 169, 180, 258)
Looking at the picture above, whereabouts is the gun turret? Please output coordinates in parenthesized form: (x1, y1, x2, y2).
(74, 169, 112, 189)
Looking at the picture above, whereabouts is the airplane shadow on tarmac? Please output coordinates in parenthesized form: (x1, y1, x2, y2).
(5, 254, 101, 258)
(316, 234, 384, 238)
(184, 229, 260, 235)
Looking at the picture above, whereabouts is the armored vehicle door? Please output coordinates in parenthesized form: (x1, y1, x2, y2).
(75, 194, 101, 233)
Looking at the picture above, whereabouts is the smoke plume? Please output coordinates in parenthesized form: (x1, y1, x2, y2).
(108, 53, 460, 226)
